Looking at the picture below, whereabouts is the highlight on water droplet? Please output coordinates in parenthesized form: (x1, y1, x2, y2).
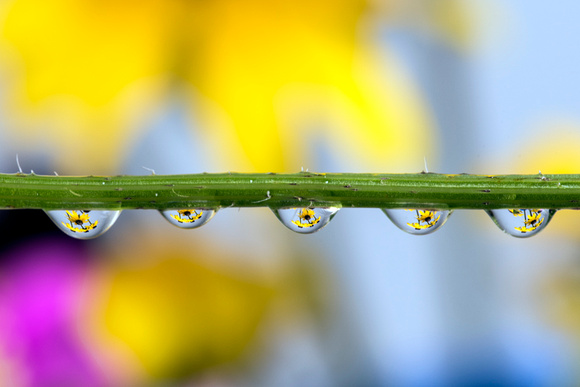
(160, 209, 215, 229)
(382, 209, 451, 235)
(274, 207, 339, 234)
(486, 208, 554, 238)
(45, 209, 121, 240)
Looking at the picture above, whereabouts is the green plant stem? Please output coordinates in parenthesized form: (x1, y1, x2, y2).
(0, 172, 578, 211)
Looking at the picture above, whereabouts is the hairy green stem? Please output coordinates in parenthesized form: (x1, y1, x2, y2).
(0, 172, 577, 211)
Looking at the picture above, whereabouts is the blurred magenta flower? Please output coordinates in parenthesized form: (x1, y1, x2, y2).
(0, 239, 107, 386)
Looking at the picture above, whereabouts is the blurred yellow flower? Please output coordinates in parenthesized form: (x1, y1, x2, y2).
(90, 250, 275, 380)
(82, 234, 334, 382)
(0, 0, 446, 173)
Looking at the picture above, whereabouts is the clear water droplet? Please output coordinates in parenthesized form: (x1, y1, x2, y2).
(382, 209, 451, 235)
(486, 208, 554, 238)
(274, 207, 339, 234)
(160, 209, 215, 229)
(45, 209, 121, 239)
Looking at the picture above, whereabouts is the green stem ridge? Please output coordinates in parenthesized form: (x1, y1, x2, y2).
(0, 172, 577, 211)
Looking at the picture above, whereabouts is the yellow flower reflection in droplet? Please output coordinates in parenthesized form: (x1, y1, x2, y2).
(508, 209, 523, 217)
(62, 210, 98, 233)
(406, 209, 441, 230)
(169, 209, 203, 223)
(291, 208, 321, 228)
(513, 209, 544, 234)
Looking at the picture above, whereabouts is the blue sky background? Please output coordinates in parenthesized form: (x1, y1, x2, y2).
(476, 0, 580, 171)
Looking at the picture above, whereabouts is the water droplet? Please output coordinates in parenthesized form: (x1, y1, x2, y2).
(160, 209, 215, 229)
(486, 208, 554, 238)
(274, 207, 339, 234)
(45, 209, 121, 239)
(382, 209, 451, 235)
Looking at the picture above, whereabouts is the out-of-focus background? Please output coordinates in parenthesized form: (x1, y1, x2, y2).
(0, 1, 579, 386)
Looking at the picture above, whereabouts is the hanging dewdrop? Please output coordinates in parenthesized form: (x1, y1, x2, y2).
(274, 207, 339, 234)
(45, 209, 121, 240)
(160, 209, 216, 230)
(382, 209, 451, 235)
(0, 171, 577, 239)
(486, 209, 553, 238)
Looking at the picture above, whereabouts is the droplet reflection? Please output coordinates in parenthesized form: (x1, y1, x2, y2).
(274, 207, 339, 234)
(160, 209, 215, 229)
(382, 209, 451, 235)
(486, 208, 554, 238)
(45, 209, 121, 239)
